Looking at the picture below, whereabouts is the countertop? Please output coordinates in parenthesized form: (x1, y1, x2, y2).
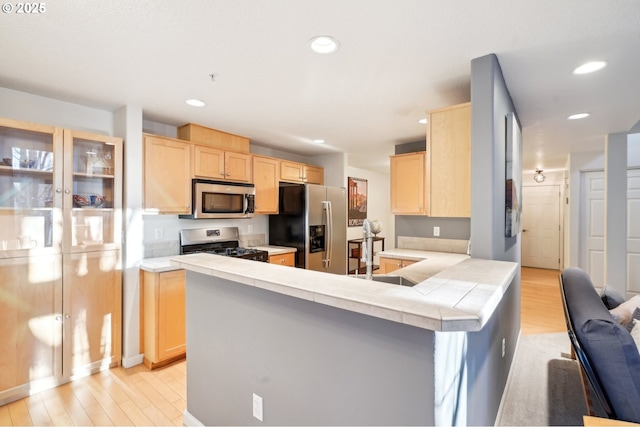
(139, 245, 297, 273)
(169, 252, 517, 332)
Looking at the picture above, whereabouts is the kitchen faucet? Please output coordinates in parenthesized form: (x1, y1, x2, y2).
(361, 219, 373, 280)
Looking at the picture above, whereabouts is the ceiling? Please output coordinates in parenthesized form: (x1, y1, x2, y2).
(1, 0, 639, 174)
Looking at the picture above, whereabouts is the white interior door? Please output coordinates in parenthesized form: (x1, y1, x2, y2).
(628, 169, 640, 293)
(579, 171, 605, 287)
(521, 185, 561, 269)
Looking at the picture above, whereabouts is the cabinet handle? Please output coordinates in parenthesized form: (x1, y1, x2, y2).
(56, 188, 62, 193)
(55, 315, 62, 321)
(280, 259, 285, 264)
(226, 172, 231, 176)
(64, 189, 71, 194)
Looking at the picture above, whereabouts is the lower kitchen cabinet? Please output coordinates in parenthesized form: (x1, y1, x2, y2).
(378, 256, 417, 274)
(0, 255, 62, 403)
(0, 250, 121, 404)
(269, 252, 294, 266)
(141, 269, 186, 369)
(63, 250, 122, 378)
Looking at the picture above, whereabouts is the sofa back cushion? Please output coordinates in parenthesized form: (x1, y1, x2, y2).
(560, 267, 640, 423)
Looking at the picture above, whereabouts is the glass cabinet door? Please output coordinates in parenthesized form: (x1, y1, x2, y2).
(63, 130, 122, 253)
(0, 118, 63, 257)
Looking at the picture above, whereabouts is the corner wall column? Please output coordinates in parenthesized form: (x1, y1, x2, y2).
(604, 132, 627, 294)
(114, 105, 144, 367)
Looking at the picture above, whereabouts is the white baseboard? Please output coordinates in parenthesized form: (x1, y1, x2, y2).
(183, 410, 204, 426)
(121, 353, 144, 368)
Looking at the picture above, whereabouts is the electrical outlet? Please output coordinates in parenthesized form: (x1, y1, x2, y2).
(248, 224, 254, 233)
(501, 338, 506, 358)
(154, 228, 163, 240)
(253, 393, 263, 421)
(433, 226, 440, 237)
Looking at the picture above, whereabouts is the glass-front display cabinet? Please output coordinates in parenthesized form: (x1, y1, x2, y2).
(63, 130, 122, 253)
(0, 118, 62, 258)
(0, 119, 123, 257)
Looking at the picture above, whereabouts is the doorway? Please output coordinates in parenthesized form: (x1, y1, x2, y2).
(521, 185, 561, 269)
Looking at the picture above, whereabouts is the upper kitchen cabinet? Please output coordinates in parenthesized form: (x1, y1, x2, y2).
(280, 161, 324, 185)
(192, 145, 252, 183)
(0, 118, 62, 257)
(427, 102, 471, 217)
(390, 152, 426, 215)
(144, 134, 192, 214)
(178, 123, 250, 153)
(253, 155, 279, 214)
(389, 102, 470, 217)
(64, 130, 123, 252)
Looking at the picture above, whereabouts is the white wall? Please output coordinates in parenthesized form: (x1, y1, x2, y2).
(0, 87, 114, 134)
(345, 165, 393, 248)
(565, 150, 605, 268)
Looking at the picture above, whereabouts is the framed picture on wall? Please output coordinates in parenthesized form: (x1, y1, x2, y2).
(505, 112, 522, 237)
(348, 177, 367, 227)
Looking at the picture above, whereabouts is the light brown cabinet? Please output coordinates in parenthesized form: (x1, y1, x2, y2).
(269, 252, 294, 266)
(178, 122, 250, 153)
(389, 102, 470, 217)
(427, 102, 471, 217)
(280, 161, 324, 184)
(390, 152, 426, 215)
(193, 145, 252, 182)
(253, 156, 279, 214)
(378, 257, 417, 274)
(0, 117, 122, 403)
(143, 134, 192, 214)
(141, 269, 186, 369)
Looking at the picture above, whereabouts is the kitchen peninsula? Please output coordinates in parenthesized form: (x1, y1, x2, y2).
(171, 253, 519, 426)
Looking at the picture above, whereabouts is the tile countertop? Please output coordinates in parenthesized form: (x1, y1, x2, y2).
(170, 252, 518, 332)
(140, 245, 297, 273)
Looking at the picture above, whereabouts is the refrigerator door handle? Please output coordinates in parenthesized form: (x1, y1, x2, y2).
(323, 200, 332, 269)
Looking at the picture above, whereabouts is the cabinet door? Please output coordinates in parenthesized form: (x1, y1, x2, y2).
(144, 135, 192, 214)
(0, 255, 62, 398)
(303, 165, 324, 185)
(157, 270, 186, 361)
(63, 130, 122, 253)
(390, 152, 426, 214)
(193, 145, 225, 179)
(280, 161, 304, 182)
(225, 151, 252, 182)
(379, 257, 402, 274)
(428, 103, 471, 217)
(62, 250, 121, 378)
(0, 118, 63, 258)
(253, 156, 279, 214)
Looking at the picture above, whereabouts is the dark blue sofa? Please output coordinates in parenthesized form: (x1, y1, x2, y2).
(559, 267, 640, 423)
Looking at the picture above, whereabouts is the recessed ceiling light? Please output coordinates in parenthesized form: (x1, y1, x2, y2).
(418, 118, 427, 124)
(186, 99, 206, 107)
(568, 113, 590, 120)
(309, 36, 340, 54)
(572, 61, 607, 75)
(312, 139, 325, 144)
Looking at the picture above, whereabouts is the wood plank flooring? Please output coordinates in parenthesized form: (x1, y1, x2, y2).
(1, 267, 564, 425)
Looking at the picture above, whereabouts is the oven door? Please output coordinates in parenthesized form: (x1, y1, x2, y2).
(182, 180, 255, 219)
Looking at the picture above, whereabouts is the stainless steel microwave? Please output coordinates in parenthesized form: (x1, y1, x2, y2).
(180, 179, 255, 219)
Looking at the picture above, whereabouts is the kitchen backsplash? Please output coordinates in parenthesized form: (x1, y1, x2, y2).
(397, 236, 469, 254)
(143, 233, 267, 259)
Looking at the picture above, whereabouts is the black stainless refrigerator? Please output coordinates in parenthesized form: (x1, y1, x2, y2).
(269, 183, 347, 274)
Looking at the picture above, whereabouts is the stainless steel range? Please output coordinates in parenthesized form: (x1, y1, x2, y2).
(179, 227, 269, 262)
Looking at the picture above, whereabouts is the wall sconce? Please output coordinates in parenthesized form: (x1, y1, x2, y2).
(533, 169, 545, 183)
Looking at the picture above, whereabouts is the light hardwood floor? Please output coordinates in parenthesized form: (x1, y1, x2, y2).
(1, 267, 564, 426)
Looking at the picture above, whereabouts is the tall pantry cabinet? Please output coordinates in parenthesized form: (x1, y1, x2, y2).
(0, 117, 122, 405)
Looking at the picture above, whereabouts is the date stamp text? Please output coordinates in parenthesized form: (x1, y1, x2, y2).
(2, 2, 46, 13)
